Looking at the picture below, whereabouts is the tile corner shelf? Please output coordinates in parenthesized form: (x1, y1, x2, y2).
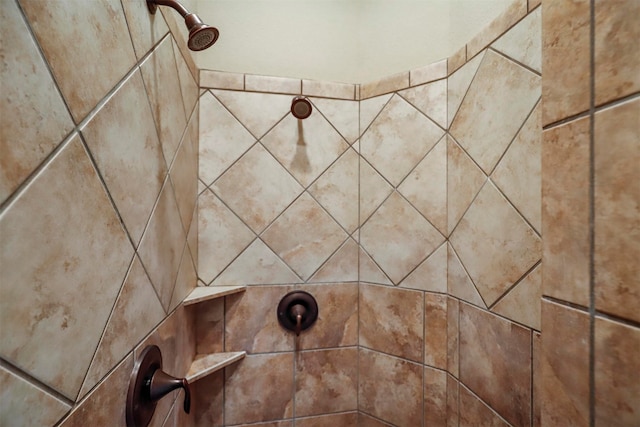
(186, 351, 246, 383)
(183, 285, 247, 306)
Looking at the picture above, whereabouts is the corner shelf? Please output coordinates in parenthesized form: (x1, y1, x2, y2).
(183, 285, 246, 306)
(186, 351, 246, 383)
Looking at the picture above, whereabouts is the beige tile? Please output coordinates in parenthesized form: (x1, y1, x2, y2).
(138, 178, 187, 310)
(359, 158, 393, 225)
(0, 134, 133, 399)
(169, 242, 197, 311)
(410, 59, 448, 86)
(186, 201, 198, 270)
(447, 374, 459, 427)
(594, 99, 640, 322)
(492, 263, 542, 330)
(361, 192, 445, 284)
(594, 317, 640, 427)
(541, 0, 591, 125)
(358, 412, 394, 427)
(140, 37, 187, 166)
(193, 371, 223, 427)
(529, 0, 541, 11)
(213, 144, 302, 233)
(310, 98, 359, 143)
(296, 412, 358, 427)
(309, 148, 358, 233)
(447, 136, 487, 234)
(298, 283, 358, 350)
(448, 45, 467, 74)
(358, 349, 423, 427)
(197, 190, 255, 284)
(424, 367, 448, 427)
(460, 303, 531, 426)
(200, 70, 244, 90)
(295, 348, 357, 416)
(225, 285, 294, 353)
(450, 50, 541, 174)
(19, 0, 136, 122)
(399, 242, 447, 293)
(492, 7, 541, 73)
(212, 90, 292, 139)
(540, 300, 590, 427)
(447, 298, 460, 379)
(212, 239, 299, 286)
(398, 136, 447, 234)
(170, 114, 198, 232)
(157, 4, 198, 81)
(199, 92, 255, 185)
(0, 366, 70, 427)
(355, 85, 361, 101)
(533, 331, 541, 427)
(425, 293, 448, 369)
(262, 193, 348, 280)
(450, 182, 541, 306)
(360, 72, 410, 99)
(79, 255, 165, 398)
(309, 238, 359, 283)
(399, 79, 447, 129)
(224, 353, 294, 424)
(303, 80, 355, 100)
(359, 284, 423, 362)
(466, 0, 528, 58)
(359, 248, 393, 286)
(172, 39, 199, 118)
(492, 102, 542, 233)
(194, 298, 224, 355)
(121, 0, 169, 59)
(541, 117, 591, 306)
(262, 112, 349, 188)
(81, 70, 166, 244)
(230, 422, 292, 427)
(448, 52, 485, 128)
(594, 0, 640, 105)
(245, 74, 301, 95)
(447, 244, 486, 308)
(361, 95, 444, 186)
(0, 1, 73, 203)
(458, 386, 510, 427)
(359, 94, 392, 136)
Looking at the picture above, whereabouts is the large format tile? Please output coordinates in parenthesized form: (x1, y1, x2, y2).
(170, 113, 199, 232)
(399, 79, 447, 129)
(492, 263, 542, 330)
(310, 98, 359, 143)
(424, 367, 447, 427)
(0, 135, 133, 399)
(399, 242, 447, 293)
(18, 0, 136, 122)
(359, 249, 392, 286)
(309, 238, 359, 283)
(359, 94, 392, 136)
(120, 0, 169, 60)
(492, 7, 542, 73)
(193, 371, 223, 427)
(448, 52, 485, 127)
(0, 1, 74, 204)
(172, 38, 199, 118)
(458, 386, 510, 427)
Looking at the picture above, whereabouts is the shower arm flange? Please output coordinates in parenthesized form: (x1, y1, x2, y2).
(147, 0, 190, 17)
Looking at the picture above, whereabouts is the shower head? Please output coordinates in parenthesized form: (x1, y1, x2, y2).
(291, 97, 313, 120)
(147, 0, 219, 51)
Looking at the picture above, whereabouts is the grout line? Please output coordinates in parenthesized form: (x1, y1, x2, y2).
(0, 358, 74, 408)
(488, 260, 541, 311)
(588, 0, 596, 425)
(489, 46, 541, 77)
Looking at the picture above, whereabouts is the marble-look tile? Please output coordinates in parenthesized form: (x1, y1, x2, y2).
(359, 159, 393, 225)
(359, 249, 393, 286)
(458, 386, 510, 427)
(447, 374, 459, 427)
(492, 103, 542, 233)
(194, 298, 224, 355)
(262, 193, 348, 280)
(425, 294, 447, 369)
(541, 0, 591, 125)
(225, 286, 294, 353)
(213, 144, 302, 233)
(197, 190, 255, 284)
(594, 317, 640, 426)
(157, 4, 198, 81)
(410, 59, 448, 86)
(398, 136, 447, 234)
(81, 70, 166, 244)
(541, 117, 590, 307)
(0, 1, 73, 204)
(450, 50, 540, 174)
(169, 243, 197, 311)
(594, 99, 640, 322)
(448, 244, 486, 308)
(359, 94, 392, 136)
(310, 98, 359, 143)
(140, 37, 187, 166)
(224, 353, 294, 425)
(193, 371, 223, 427)
(358, 413, 394, 427)
(448, 45, 467, 74)
(533, 331, 541, 427)
(19, 0, 136, 122)
(295, 348, 358, 416)
(198, 92, 256, 185)
(213, 90, 291, 139)
(298, 283, 358, 350)
(138, 178, 187, 310)
(448, 52, 484, 127)
(212, 239, 299, 286)
(262, 112, 349, 188)
(359, 284, 423, 362)
(359, 349, 423, 427)
(399, 242, 447, 293)
(120, 0, 169, 59)
(303, 80, 355, 100)
(459, 303, 531, 426)
(362, 191, 445, 283)
(170, 115, 198, 233)
(447, 136, 486, 234)
(466, 0, 527, 58)
(200, 70, 244, 90)
(399, 80, 447, 129)
(361, 95, 445, 186)
(173, 39, 199, 118)
(492, 7, 541, 73)
(594, 0, 640, 105)
(450, 182, 541, 306)
(0, 135, 133, 399)
(424, 367, 447, 426)
(492, 263, 541, 330)
(447, 297, 460, 378)
(245, 74, 301, 95)
(296, 412, 358, 427)
(80, 255, 164, 397)
(540, 300, 590, 427)
(529, 0, 541, 11)
(309, 238, 359, 283)
(0, 365, 70, 427)
(360, 72, 410, 99)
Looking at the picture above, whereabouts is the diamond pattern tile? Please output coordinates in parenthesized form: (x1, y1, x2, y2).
(448, 52, 485, 127)
(399, 242, 447, 293)
(262, 192, 348, 280)
(493, 264, 542, 330)
(448, 136, 486, 234)
(447, 243, 486, 308)
(359, 248, 392, 285)
(212, 143, 302, 233)
(359, 158, 393, 225)
(311, 97, 360, 143)
(360, 94, 392, 136)
(492, 7, 542, 73)
(361, 95, 444, 186)
(399, 79, 447, 129)
(309, 238, 359, 283)
(361, 192, 445, 284)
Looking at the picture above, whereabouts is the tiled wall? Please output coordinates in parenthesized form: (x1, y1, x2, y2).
(540, 0, 639, 426)
(1, 1, 198, 425)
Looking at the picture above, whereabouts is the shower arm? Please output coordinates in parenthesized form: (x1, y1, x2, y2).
(147, 0, 190, 17)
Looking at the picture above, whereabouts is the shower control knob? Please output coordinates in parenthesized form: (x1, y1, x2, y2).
(277, 291, 318, 336)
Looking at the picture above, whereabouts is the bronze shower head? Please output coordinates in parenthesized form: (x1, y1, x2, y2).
(147, 0, 219, 51)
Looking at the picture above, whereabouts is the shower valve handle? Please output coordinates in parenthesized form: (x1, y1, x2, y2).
(291, 304, 306, 336)
(149, 369, 191, 414)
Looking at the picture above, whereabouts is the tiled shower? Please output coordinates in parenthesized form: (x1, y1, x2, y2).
(1, 1, 638, 427)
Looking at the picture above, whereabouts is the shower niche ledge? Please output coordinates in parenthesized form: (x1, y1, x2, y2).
(183, 285, 246, 305)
